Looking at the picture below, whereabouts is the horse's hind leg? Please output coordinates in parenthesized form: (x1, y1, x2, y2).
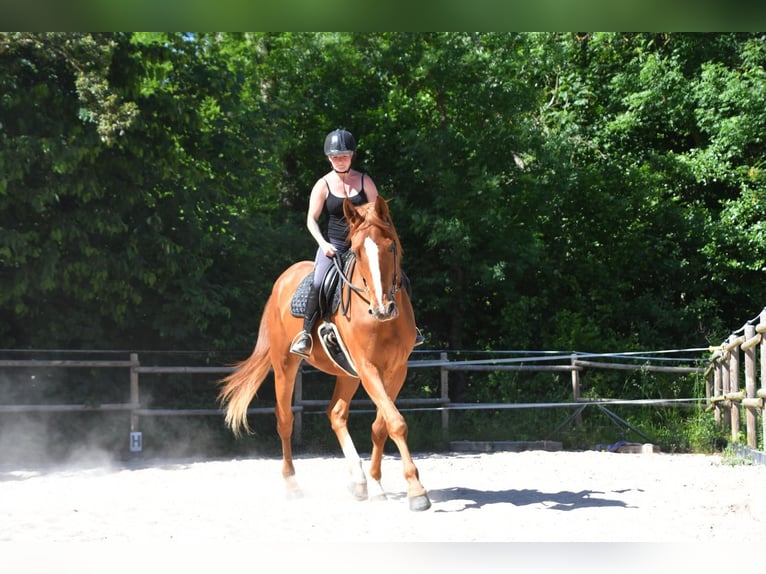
(327, 375, 368, 501)
(273, 357, 303, 499)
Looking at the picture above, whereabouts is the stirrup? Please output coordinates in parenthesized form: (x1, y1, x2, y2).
(290, 331, 313, 358)
(414, 327, 425, 347)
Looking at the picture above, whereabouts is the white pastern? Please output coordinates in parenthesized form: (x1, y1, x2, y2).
(368, 479, 386, 500)
(342, 435, 367, 484)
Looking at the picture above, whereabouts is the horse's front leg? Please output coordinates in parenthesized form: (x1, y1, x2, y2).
(328, 375, 368, 501)
(360, 364, 431, 512)
(367, 411, 389, 502)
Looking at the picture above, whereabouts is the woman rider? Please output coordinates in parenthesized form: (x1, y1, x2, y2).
(290, 129, 423, 357)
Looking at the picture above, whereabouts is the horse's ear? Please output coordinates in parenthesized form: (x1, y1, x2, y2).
(343, 198, 362, 226)
(375, 195, 391, 223)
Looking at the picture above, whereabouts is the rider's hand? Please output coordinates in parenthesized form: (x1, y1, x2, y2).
(323, 242, 337, 258)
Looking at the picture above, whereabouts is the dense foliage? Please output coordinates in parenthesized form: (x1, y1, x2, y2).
(2, 32, 764, 356)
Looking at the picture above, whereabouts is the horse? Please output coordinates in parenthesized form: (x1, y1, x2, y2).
(218, 195, 431, 512)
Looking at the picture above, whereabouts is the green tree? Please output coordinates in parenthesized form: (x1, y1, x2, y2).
(0, 33, 300, 350)
(3, 31, 766, 358)
(0, 33, 139, 346)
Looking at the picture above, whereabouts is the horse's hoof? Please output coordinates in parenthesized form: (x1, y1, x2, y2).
(369, 493, 388, 503)
(285, 488, 304, 500)
(348, 481, 368, 501)
(408, 494, 431, 512)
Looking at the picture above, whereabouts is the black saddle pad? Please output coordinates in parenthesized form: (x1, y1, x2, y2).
(290, 252, 355, 318)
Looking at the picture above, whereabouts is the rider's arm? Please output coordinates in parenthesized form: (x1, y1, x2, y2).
(306, 179, 335, 257)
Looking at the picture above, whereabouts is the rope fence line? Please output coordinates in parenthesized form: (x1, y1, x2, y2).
(0, 348, 708, 452)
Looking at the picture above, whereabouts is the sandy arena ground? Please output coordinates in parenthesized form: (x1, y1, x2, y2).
(1, 449, 763, 549)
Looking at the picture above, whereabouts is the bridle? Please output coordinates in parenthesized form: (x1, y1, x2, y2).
(332, 234, 402, 316)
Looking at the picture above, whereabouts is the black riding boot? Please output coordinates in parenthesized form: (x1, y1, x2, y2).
(402, 271, 425, 347)
(290, 284, 320, 358)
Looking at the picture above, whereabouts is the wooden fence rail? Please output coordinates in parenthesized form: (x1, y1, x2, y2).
(706, 307, 766, 451)
(0, 350, 706, 453)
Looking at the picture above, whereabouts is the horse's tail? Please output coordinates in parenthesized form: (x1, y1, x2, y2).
(218, 299, 273, 438)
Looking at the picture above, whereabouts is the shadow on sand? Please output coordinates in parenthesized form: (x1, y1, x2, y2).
(427, 486, 638, 512)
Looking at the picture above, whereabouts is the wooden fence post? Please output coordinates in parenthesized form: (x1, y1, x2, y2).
(570, 354, 583, 427)
(722, 342, 731, 431)
(440, 352, 449, 441)
(761, 309, 766, 449)
(729, 334, 740, 443)
(570, 353, 580, 402)
(744, 324, 757, 448)
(714, 358, 722, 428)
(129, 353, 142, 452)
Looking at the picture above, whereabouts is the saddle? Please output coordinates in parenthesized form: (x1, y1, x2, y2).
(290, 251, 355, 319)
(290, 252, 358, 377)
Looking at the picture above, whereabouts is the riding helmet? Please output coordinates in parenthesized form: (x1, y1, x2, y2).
(324, 129, 357, 156)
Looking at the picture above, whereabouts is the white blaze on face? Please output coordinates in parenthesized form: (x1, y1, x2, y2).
(363, 236, 383, 306)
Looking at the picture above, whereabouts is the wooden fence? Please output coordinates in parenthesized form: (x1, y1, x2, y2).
(706, 307, 766, 452)
(0, 349, 707, 452)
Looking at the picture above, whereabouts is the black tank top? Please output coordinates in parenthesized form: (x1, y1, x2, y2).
(325, 174, 368, 246)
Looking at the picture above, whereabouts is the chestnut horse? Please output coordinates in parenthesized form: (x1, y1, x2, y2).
(218, 195, 431, 511)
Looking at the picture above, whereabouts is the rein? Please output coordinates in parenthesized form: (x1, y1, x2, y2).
(332, 232, 402, 317)
(333, 254, 367, 315)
